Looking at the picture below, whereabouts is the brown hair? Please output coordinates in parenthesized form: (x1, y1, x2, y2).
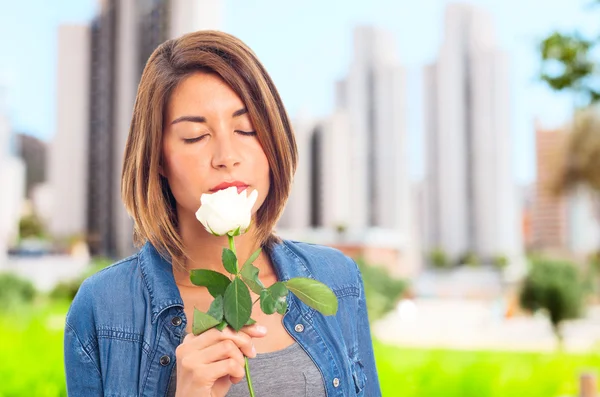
(121, 30, 297, 265)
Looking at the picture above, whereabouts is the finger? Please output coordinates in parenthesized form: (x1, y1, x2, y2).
(200, 340, 246, 366)
(216, 328, 258, 358)
(178, 328, 235, 353)
(179, 325, 264, 358)
(206, 358, 246, 381)
(230, 375, 244, 384)
(239, 323, 268, 338)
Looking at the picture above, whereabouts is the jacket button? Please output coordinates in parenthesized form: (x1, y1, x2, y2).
(294, 324, 304, 333)
(333, 378, 340, 387)
(171, 316, 182, 326)
(159, 355, 171, 366)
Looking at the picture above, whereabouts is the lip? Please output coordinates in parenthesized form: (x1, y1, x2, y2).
(209, 181, 249, 192)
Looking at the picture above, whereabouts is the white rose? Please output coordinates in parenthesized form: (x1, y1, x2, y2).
(195, 186, 259, 236)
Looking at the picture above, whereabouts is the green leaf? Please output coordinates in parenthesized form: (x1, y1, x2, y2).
(216, 320, 228, 331)
(242, 248, 262, 270)
(260, 282, 288, 315)
(223, 277, 252, 331)
(245, 318, 256, 326)
(190, 269, 231, 298)
(284, 277, 338, 316)
(192, 307, 220, 335)
(276, 299, 288, 315)
(207, 295, 224, 322)
(240, 262, 265, 295)
(222, 248, 238, 274)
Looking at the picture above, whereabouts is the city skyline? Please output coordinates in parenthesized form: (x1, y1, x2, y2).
(281, 25, 412, 235)
(423, 3, 522, 261)
(48, 0, 221, 258)
(0, 0, 597, 184)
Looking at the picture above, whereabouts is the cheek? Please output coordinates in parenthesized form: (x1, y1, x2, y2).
(164, 150, 208, 205)
(254, 148, 270, 188)
(254, 150, 271, 209)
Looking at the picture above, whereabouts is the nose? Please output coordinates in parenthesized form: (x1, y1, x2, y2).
(211, 132, 242, 170)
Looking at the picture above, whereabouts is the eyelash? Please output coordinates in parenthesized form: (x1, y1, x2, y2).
(182, 131, 256, 144)
(237, 130, 257, 137)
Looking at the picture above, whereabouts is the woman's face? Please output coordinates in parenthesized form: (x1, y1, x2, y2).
(162, 72, 270, 224)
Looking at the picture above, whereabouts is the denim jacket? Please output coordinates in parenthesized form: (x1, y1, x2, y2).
(64, 239, 382, 396)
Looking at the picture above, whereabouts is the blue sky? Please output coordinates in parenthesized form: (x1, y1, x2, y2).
(0, 0, 597, 183)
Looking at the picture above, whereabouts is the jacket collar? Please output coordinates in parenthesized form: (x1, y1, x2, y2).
(138, 239, 315, 323)
(138, 242, 184, 323)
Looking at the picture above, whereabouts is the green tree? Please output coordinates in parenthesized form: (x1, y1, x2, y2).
(519, 259, 585, 349)
(539, 17, 600, 251)
(539, 31, 598, 106)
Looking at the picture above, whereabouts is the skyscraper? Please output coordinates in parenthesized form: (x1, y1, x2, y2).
(48, 24, 91, 241)
(424, 4, 522, 262)
(531, 123, 568, 250)
(532, 122, 600, 255)
(0, 95, 26, 265)
(336, 26, 410, 234)
(52, 0, 222, 258)
(279, 111, 352, 231)
(15, 133, 47, 198)
(281, 26, 410, 237)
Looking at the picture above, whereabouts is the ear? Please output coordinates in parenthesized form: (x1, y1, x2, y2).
(158, 164, 166, 177)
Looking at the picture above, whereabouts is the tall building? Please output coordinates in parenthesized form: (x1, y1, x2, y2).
(279, 111, 352, 231)
(532, 123, 600, 255)
(84, 0, 221, 258)
(567, 187, 600, 254)
(48, 24, 91, 240)
(278, 26, 419, 275)
(336, 26, 410, 233)
(15, 133, 47, 198)
(531, 124, 568, 250)
(424, 4, 522, 262)
(278, 113, 313, 230)
(0, 96, 26, 265)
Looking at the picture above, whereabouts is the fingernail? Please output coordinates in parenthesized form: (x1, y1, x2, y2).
(251, 345, 256, 356)
(256, 325, 267, 334)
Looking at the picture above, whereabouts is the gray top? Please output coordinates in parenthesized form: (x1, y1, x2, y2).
(167, 340, 326, 397)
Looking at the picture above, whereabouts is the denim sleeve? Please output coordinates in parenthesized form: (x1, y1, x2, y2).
(64, 321, 103, 395)
(354, 260, 383, 396)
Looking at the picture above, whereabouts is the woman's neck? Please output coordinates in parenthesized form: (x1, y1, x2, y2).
(171, 212, 267, 287)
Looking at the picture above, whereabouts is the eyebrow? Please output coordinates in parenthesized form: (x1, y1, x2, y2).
(171, 108, 248, 125)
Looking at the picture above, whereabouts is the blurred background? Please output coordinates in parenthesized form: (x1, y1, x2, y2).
(1, 0, 600, 396)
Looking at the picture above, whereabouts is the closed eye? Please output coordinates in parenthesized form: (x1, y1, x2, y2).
(182, 135, 208, 144)
(236, 130, 257, 136)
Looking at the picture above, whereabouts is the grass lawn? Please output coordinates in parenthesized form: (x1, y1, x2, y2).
(1, 304, 599, 396)
(375, 340, 600, 397)
(0, 302, 68, 397)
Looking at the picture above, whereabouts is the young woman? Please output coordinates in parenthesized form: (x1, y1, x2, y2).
(64, 30, 381, 397)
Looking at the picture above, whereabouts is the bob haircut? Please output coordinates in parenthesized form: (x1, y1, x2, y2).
(121, 30, 298, 265)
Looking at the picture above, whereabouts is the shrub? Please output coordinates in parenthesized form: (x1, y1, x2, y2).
(19, 213, 47, 240)
(356, 258, 408, 322)
(519, 259, 585, 347)
(492, 254, 509, 270)
(428, 248, 450, 269)
(49, 256, 113, 303)
(0, 272, 36, 311)
(457, 251, 480, 267)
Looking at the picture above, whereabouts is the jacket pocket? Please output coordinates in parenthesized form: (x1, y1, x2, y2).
(352, 359, 366, 396)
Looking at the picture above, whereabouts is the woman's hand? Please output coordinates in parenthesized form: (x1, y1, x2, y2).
(174, 323, 267, 397)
